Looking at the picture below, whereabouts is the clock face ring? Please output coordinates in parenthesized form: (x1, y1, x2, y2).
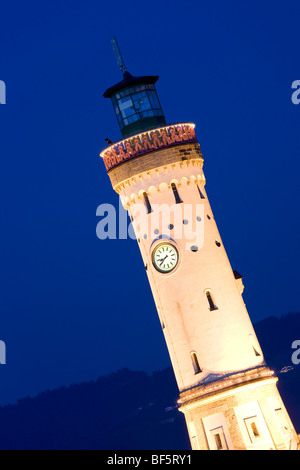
(152, 243, 179, 273)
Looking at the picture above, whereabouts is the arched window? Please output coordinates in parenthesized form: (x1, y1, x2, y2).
(191, 352, 202, 374)
(171, 183, 183, 204)
(206, 290, 218, 311)
(143, 191, 152, 214)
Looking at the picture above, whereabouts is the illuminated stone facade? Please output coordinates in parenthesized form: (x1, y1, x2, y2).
(101, 121, 299, 450)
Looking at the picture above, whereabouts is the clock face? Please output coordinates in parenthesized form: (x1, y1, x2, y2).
(152, 243, 179, 273)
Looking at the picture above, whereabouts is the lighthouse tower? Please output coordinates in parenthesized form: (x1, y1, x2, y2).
(100, 39, 299, 450)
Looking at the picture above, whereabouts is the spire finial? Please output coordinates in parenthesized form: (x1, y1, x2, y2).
(111, 37, 127, 76)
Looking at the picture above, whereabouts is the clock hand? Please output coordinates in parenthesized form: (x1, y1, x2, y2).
(159, 255, 168, 265)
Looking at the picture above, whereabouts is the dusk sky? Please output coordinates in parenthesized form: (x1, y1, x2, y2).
(0, 0, 299, 407)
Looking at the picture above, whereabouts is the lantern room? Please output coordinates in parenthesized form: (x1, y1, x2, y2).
(103, 71, 166, 138)
(103, 38, 166, 138)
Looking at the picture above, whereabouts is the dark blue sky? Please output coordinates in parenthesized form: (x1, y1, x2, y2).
(0, 0, 299, 406)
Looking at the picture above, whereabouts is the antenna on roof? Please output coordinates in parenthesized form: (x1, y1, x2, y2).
(111, 37, 127, 75)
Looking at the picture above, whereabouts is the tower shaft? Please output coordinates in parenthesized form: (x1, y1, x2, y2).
(101, 124, 299, 450)
(100, 48, 299, 448)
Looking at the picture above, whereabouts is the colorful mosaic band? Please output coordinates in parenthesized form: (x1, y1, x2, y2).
(100, 123, 197, 172)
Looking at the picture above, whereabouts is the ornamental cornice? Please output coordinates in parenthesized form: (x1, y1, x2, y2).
(100, 122, 198, 172)
(114, 158, 205, 197)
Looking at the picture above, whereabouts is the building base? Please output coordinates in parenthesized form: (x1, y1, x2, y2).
(178, 367, 299, 450)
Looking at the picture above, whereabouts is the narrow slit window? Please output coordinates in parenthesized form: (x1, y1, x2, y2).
(251, 422, 260, 438)
(206, 290, 218, 311)
(215, 433, 223, 450)
(210, 427, 228, 450)
(191, 352, 202, 374)
(252, 346, 261, 357)
(197, 184, 205, 199)
(244, 417, 262, 443)
(249, 334, 261, 357)
(143, 192, 152, 214)
(171, 183, 183, 204)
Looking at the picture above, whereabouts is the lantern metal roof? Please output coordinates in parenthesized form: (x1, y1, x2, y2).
(103, 71, 159, 98)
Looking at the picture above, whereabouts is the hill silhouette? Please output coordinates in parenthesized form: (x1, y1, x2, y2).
(0, 313, 299, 449)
